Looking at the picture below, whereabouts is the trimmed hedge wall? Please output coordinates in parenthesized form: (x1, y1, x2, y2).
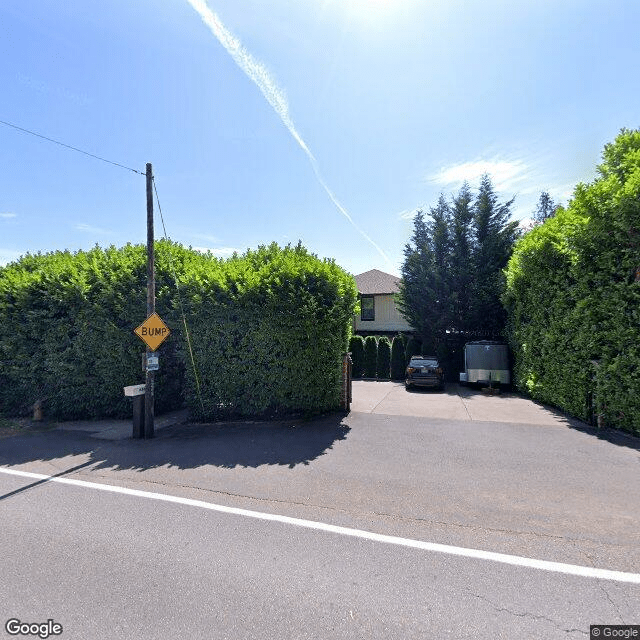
(0, 243, 181, 419)
(503, 129, 640, 435)
(0, 241, 357, 421)
(180, 243, 357, 420)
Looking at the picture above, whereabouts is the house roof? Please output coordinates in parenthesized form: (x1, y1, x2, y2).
(354, 269, 401, 295)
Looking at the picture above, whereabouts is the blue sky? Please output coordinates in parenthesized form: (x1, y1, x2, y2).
(1, 0, 638, 275)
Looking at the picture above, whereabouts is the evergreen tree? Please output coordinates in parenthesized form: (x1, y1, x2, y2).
(534, 191, 557, 224)
(376, 337, 391, 379)
(448, 182, 474, 333)
(349, 335, 365, 378)
(471, 174, 519, 335)
(405, 336, 422, 364)
(390, 336, 406, 380)
(363, 336, 378, 378)
(399, 177, 519, 346)
(427, 194, 452, 334)
(397, 210, 439, 353)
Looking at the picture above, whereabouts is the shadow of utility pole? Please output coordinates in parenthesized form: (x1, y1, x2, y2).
(0, 460, 95, 502)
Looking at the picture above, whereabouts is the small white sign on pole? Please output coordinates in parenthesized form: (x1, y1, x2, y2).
(124, 384, 146, 397)
(146, 354, 159, 371)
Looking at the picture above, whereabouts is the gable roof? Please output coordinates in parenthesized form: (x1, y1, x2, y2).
(354, 269, 401, 295)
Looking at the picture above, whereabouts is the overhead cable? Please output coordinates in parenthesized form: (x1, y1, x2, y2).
(0, 118, 145, 175)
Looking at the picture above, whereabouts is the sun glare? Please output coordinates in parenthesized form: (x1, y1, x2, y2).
(350, 0, 395, 10)
(340, 0, 413, 25)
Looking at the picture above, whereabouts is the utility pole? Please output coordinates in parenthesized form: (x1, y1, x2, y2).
(144, 162, 155, 438)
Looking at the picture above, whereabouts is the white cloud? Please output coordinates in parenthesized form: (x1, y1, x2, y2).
(548, 182, 576, 203)
(190, 232, 219, 243)
(0, 249, 24, 265)
(0, 212, 17, 219)
(510, 204, 533, 222)
(397, 206, 425, 220)
(517, 217, 535, 232)
(430, 159, 528, 192)
(75, 223, 113, 235)
(193, 246, 241, 257)
(519, 181, 575, 202)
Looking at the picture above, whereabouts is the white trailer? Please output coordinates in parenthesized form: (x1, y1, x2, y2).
(459, 341, 510, 386)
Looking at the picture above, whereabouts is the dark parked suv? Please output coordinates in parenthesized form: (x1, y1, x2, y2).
(405, 355, 445, 391)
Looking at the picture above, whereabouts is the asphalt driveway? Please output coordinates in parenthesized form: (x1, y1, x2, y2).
(351, 380, 577, 426)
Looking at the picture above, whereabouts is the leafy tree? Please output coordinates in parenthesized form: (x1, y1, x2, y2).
(390, 336, 406, 380)
(349, 335, 365, 378)
(376, 336, 391, 379)
(363, 336, 378, 378)
(533, 191, 557, 224)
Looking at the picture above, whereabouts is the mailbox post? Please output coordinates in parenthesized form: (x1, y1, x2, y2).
(124, 384, 146, 438)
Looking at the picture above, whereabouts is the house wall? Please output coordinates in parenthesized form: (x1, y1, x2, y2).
(354, 294, 413, 333)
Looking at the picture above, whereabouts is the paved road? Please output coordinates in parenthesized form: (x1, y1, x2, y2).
(1, 383, 639, 638)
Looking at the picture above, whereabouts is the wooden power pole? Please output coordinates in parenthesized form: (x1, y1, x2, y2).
(145, 162, 155, 438)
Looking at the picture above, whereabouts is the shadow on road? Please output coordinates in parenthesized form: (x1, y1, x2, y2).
(457, 385, 640, 451)
(564, 420, 640, 453)
(0, 414, 351, 472)
(0, 460, 95, 502)
(456, 384, 640, 449)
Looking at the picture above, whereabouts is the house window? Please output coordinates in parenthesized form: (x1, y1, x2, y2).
(361, 296, 375, 321)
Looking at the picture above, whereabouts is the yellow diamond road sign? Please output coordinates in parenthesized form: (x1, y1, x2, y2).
(134, 313, 171, 350)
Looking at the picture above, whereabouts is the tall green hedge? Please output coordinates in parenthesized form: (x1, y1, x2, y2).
(0, 241, 357, 421)
(363, 336, 378, 378)
(180, 243, 357, 420)
(376, 337, 391, 379)
(503, 129, 640, 435)
(349, 335, 365, 378)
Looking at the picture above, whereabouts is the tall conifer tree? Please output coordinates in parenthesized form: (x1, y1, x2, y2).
(398, 210, 440, 353)
(427, 194, 452, 336)
(449, 182, 474, 333)
(399, 177, 519, 347)
(471, 174, 519, 334)
(533, 191, 557, 224)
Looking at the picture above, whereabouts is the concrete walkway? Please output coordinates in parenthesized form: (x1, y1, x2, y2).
(54, 408, 189, 440)
(22, 382, 575, 441)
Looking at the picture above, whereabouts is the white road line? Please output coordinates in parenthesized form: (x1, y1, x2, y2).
(1, 466, 639, 585)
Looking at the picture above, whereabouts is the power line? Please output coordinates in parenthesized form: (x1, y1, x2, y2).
(152, 175, 206, 416)
(0, 118, 145, 175)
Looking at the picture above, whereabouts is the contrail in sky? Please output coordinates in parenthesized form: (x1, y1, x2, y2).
(185, 0, 392, 266)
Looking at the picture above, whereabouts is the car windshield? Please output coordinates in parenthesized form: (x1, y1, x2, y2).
(410, 359, 438, 367)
